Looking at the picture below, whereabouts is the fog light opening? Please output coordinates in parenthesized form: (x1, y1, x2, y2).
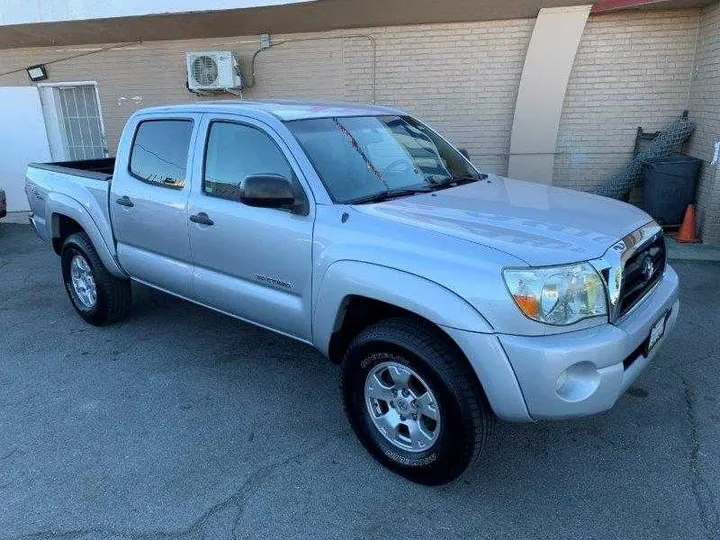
(555, 362, 601, 403)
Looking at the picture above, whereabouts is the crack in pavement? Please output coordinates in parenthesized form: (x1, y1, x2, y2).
(682, 376, 720, 540)
(1, 439, 331, 540)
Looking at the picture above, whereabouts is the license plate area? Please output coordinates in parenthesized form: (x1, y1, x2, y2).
(644, 312, 668, 356)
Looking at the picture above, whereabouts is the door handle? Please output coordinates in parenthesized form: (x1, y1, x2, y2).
(116, 195, 134, 207)
(189, 212, 214, 226)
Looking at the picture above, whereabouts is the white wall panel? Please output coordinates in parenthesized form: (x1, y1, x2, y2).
(0, 87, 51, 212)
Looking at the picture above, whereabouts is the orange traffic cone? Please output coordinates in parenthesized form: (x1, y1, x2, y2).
(676, 204, 700, 243)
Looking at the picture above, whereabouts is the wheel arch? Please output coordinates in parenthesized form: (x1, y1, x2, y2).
(47, 193, 126, 278)
(51, 213, 83, 254)
(313, 260, 493, 363)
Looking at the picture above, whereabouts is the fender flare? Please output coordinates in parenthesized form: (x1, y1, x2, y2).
(47, 192, 127, 278)
(312, 260, 493, 356)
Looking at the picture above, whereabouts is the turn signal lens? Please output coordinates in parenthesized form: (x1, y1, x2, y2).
(512, 294, 540, 318)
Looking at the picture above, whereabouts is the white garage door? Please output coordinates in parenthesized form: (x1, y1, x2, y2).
(0, 87, 51, 213)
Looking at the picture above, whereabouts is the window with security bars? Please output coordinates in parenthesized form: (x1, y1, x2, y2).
(54, 85, 107, 160)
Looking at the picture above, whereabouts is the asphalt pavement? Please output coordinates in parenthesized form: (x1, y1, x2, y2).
(1, 223, 718, 540)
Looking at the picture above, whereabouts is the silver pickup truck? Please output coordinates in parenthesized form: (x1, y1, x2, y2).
(26, 100, 679, 485)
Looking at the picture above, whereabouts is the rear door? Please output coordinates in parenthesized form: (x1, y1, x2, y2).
(110, 114, 200, 297)
(186, 114, 315, 340)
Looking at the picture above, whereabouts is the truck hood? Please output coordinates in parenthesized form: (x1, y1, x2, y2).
(352, 175, 651, 266)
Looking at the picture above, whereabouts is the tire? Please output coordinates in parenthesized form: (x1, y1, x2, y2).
(61, 232, 132, 326)
(341, 317, 492, 485)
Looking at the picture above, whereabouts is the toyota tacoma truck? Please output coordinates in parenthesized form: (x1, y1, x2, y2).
(25, 100, 679, 485)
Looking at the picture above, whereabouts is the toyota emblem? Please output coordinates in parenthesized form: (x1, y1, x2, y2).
(641, 255, 655, 281)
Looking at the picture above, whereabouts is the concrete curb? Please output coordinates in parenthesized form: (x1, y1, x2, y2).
(666, 237, 720, 263)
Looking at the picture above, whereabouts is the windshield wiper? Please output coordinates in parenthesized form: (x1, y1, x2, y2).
(347, 186, 433, 205)
(428, 173, 488, 189)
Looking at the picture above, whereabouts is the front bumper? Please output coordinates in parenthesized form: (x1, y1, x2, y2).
(499, 265, 679, 420)
(444, 265, 679, 422)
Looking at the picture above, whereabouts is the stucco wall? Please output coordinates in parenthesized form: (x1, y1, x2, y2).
(687, 1, 720, 244)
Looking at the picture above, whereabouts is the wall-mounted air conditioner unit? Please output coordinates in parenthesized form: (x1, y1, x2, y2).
(186, 51, 243, 91)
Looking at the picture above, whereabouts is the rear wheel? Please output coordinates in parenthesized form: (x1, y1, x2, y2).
(61, 232, 132, 326)
(341, 317, 492, 485)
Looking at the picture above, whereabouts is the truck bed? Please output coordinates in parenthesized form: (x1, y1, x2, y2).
(28, 157, 115, 181)
(25, 157, 116, 250)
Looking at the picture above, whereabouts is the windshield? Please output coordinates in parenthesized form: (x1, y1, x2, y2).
(285, 115, 481, 203)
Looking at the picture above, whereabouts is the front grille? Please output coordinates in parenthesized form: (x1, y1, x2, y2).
(617, 234, 666, 318)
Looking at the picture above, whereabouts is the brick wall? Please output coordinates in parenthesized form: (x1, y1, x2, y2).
(370, 21, 534, 174)
(686, 1, 720, 245)
(0, 19, 534, 175)
(553, 9, 699, 193)
(0, 8, 716, 240)
(0, 35, 355, 151)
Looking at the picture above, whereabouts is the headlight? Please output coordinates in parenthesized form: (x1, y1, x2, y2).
(502, 263, 607, 325)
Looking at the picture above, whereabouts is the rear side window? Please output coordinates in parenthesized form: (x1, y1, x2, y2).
(129, 120, 193, 189)
(203, 121, 295, 202)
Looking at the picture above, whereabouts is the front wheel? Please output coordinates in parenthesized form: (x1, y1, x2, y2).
(61, 232, 132, 326)
(341, 317, 492, 485)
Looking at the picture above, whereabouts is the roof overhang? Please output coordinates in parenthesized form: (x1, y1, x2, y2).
(0, 0, 714, 49)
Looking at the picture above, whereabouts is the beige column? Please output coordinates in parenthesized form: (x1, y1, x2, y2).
(507, 5, 591, 184)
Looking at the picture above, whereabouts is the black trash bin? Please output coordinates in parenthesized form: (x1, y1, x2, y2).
(642, 154, 702, 225)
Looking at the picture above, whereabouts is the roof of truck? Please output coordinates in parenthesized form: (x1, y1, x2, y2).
(137, 99, 406, 122)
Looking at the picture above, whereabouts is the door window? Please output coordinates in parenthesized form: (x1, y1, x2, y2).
(129, 120, 193, 189)
(203, 121, 295, 202)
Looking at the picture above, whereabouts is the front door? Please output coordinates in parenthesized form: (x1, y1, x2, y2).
(187, 115, 314, 341)
(110, 115, 198, 297)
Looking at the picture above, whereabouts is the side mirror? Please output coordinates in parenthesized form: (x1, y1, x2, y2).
(240, 174, 296, 210)
(458, 148, 470, 160)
